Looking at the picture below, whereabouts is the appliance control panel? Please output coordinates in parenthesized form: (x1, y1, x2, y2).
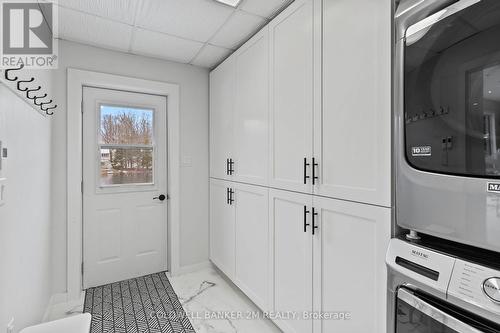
(448, 259, 500, 314)
(386, 239, 456, 295)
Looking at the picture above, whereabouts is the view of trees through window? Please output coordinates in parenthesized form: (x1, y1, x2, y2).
(99, 105, 154, 186)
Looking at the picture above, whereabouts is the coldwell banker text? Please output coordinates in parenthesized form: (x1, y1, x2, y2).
(1, 0, 58, 69)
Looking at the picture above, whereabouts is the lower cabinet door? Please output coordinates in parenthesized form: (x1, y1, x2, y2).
(312, 196, 391, 333)
(210, 178, 235, 279)
(233, 183, 271, 311)
(270, 189, 314, 333)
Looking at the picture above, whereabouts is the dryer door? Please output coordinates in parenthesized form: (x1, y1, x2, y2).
(396, 288, 500, 333)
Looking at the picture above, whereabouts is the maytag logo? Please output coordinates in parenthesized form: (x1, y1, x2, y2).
(487, 183, 500, 193)
(411, 249, 429, 259)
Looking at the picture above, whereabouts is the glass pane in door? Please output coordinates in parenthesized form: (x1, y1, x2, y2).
(98, 104, 155, 186)
(99, 105, 153, 145)
(100, 147, 153, 185)
(404, 0, 500, 177)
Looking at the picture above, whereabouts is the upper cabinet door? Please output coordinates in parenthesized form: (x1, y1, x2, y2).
(269, 0, 315, 194)
(317, 0, 391, 207)
(233, 28, 270, 186)
(210, 58, 235, 180)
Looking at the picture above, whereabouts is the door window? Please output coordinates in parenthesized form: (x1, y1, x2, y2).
(404, 0, 500, 177)
(98, 105, 154, 186)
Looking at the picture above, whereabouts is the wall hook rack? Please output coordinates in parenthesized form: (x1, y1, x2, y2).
(2, 63, 57, 115)
(17, 77, 35, 91)
(4, 63, 23, 81)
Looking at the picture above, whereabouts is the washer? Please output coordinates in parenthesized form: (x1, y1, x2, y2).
(387, 238, 500, 332)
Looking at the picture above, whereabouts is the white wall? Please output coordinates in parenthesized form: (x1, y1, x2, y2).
(51, 40, 210, 294)
(0, 84, 52, 331)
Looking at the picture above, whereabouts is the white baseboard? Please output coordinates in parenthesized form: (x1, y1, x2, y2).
(42, 292, 85, 323)
(173, 261, 212, 276)
(42, 293, 68, 322)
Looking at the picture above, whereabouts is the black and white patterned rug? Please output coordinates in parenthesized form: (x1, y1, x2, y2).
(84, 272, 196, 333)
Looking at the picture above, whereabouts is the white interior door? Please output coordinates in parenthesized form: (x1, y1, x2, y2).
(83, 87, 168, 289)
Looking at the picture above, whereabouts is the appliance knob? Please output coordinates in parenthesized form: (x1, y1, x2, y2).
(483, 278, 500, 304)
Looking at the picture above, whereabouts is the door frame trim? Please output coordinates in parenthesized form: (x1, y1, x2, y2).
(67, 68, 181, 301)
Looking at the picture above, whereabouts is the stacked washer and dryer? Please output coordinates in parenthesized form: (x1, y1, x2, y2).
(389, 0, 500, 332)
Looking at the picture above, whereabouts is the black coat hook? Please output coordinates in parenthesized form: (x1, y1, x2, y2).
(33, 94, 48, 106)
(38, 99, 52, 109)
(26, 86, 41, 99)
(4, 63, 24, 81)
(17, 77, 35, 91)
(42, 104, 57, 115)
(39, 100, 52, 108)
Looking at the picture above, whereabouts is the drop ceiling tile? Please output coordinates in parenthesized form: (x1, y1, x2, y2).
(191, 44, 232, 68)
(240, 0, 292, 18)
(131, 28, 205, 63)
(210, 11, 266, 49)
(135, 0, 235, 43)
(56, 0, 137, 23)
(58, 7, 133, 52)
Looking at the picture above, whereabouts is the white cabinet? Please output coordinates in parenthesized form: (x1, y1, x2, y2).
(270, 189, 313, 333)
(312, 196, 391, 333)
(209, 0, 392, 332)
(317, 0, 391, 206)
(233, 182, 271, 311)
(269, 0, 316, 194)
(210, 180, 271, 311)
(269, 190, 390, 333)
(209, 178, 235, 278)
(210, 58, 235, 180)
(210, 28, 270, 185)
(233, 28, 270, 186)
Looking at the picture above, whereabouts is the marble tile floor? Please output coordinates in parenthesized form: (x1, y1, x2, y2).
(169, 267, 280, 333)
(45, 265, 281, 333)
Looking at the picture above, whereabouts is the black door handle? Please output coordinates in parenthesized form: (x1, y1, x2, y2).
(312, 158, 319, 185)
(303, 206, 310, 232)
(226, 158, 230, 175)
(229, 158, 234, 175)
(304, 158, 310, 184)
(229, 188, 234, 205)
(154, 194, 166, 201)
(227, 188, 230, 204)
(312, 207, 319, 235)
